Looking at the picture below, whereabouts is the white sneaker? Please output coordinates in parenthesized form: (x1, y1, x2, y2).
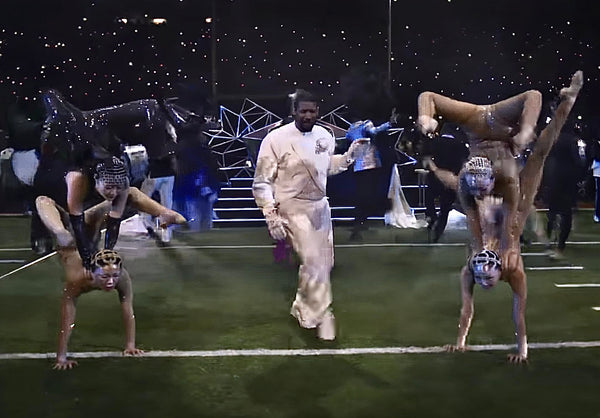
(594, 215, 600, 223)
(317, 312, 336, 341)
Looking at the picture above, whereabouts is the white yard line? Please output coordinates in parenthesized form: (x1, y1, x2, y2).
(118, 243, 467, 251)
(0, 251, 56, 281)
(2, 340, 600, 361)
(527, 266, 584, 271)
(554, 283, 600, 288)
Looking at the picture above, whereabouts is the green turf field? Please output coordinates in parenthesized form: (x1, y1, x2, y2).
(1, 214, 599, 417)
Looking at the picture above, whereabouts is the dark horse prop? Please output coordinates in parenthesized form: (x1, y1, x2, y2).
(6, 89, 203, 255)
(40, 89, 201, 164)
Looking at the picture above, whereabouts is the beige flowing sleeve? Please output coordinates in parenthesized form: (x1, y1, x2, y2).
(252, 136, 279, 213)
(328, 133, 353, 176)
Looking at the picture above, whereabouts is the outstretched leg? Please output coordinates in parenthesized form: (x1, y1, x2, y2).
(417, 92, 482, 136)
(417, 90, 541, 151)
(126, 187, 186, 226)
(519, 71, 583, 201)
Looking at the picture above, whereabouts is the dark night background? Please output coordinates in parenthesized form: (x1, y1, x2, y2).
(0, 0, 598, 132)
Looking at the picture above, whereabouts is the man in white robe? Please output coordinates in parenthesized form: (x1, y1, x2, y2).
(253, 89, 365, 340)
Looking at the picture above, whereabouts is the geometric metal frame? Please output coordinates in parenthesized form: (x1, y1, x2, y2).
(203, 99, 415, 182)
(203, 98, 282, 182)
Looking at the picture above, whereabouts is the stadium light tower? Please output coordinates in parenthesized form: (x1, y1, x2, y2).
(387, 0, 392, 90)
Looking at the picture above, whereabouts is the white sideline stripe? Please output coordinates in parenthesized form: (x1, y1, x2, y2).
(554, 283, 600, 288)
(521, 253, 548, 256)
(0, 248, 31, 252)
(0, 251, 56, 281)
(0, 214, 140, 281)
(0, 260, 25, 264)
(2, 341, 600, 361)
(336, 243, 464, 248)
(527, 266, 584, 271)
(118, 243, 467, 251)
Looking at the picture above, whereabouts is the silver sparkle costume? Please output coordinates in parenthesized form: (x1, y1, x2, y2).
(253, 122, 351, 330)
(38, 89, 187, 266)
(40, 89, 185, 168)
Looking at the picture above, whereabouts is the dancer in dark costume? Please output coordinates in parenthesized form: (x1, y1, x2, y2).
(37, 90, 191, 268)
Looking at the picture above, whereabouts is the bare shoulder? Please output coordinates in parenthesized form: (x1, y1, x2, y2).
(116, 268, 133, 295)
(58, 249, 93, 296)
(63, 273, 94, 297)
(120, 268, 132, 283)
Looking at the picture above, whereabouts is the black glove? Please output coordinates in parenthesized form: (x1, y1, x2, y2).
(104, 215, 122, 250)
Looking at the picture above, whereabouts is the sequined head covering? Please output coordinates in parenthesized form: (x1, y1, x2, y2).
(95, 157, 130, 187)
(461, 156, 494, 197)
(469, 249, 501, 275)
(91, 249, 123, 270)
(464, 156, 493, 176)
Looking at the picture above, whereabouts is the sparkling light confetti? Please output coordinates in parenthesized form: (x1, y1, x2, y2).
(0, 0, 596, 133)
